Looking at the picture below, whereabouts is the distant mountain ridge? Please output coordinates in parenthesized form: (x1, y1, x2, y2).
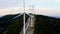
(0, 13, 29, 34)
(0, 13, 60, 34)
(0, 13, 23, 34)
(34, 14, 60, 34)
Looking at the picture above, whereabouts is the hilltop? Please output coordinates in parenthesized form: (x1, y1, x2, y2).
(0, 13, 60, 34)
(34, 14, 60, 34)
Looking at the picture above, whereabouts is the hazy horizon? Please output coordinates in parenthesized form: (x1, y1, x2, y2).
(0, 0, 60, 18)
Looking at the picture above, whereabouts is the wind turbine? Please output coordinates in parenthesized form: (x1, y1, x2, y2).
(11, 0, 35, 34)
(22, 0, 35, 34)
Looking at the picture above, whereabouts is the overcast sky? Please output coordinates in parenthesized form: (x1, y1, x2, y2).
(0, 0, 60, 17)
(0, 0, 60, 8)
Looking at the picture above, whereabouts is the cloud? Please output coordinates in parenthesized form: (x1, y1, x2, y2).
(0, 6, 60, 18)
(25, 0, 60, 3)
(0, 7, 22, 16)
(52, 0, 60, 2)
(0, 7, 33, 16)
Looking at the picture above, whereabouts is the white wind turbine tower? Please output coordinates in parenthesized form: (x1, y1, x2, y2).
(22, 0, 35, 34)
(10, 0, 35, 34)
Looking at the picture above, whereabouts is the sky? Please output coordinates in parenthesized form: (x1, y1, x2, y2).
(0, 0, 60, 17)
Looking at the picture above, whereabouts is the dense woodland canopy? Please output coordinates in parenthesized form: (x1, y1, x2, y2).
(0, 13, 60, 34)
(34, 15, 60, 34)
(0, 14, 23, 34)
(0, 14, 29, 34)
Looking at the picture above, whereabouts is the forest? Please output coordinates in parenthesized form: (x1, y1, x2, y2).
(0, 13, 60, 34)
(34, 15, 60, 34)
